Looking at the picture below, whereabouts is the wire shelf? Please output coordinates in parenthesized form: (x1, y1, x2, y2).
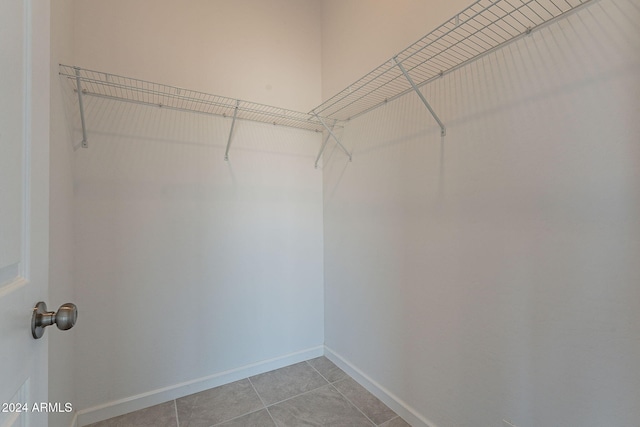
(60, 0, 594, 158)
(312, 0, 594, 121)
(59, 64, 328, 133)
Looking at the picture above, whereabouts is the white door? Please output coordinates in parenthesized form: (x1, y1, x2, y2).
(0, 1, 51, 426)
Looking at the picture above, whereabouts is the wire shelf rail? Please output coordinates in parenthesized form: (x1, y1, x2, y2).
(312, 0, 594, 123)
(59, 64, 328, 134)
(60, 0, 594, 161)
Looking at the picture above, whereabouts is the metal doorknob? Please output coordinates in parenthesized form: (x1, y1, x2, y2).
(31, 302, 78, 339)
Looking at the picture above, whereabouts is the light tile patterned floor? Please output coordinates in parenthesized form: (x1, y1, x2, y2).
(87, 357, 411, 427)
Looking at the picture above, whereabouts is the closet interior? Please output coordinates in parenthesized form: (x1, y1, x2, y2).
(49, 0, 640, 426)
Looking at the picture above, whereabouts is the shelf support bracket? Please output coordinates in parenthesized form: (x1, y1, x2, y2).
(74, 67, 89, 148)
(312, 112, 351, 162)
(314, 123, 335, 169)
(224, 100, 240, 161)
(393, 57, 446, 137)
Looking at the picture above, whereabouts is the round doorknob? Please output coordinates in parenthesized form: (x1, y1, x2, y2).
(31, 302, 78, 339)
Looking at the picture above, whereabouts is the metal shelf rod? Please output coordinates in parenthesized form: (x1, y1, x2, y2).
(74, 67, 88, 148)
(84, 91, 327, 137)
(79, 89, 323, 130)
(71, 79, 311, 126)
(225, 100, 239, 161)
(59, 65, 330, 133)
(313, 112, 351, 162)
(394, 57, 446, 137)
(314, 125, 334, 169)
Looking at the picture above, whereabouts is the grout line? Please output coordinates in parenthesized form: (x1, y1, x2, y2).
(330, 383, 378, 426)
(247, 361, 331, 409)
(173, 399, 179, 427)
(263, 382, 332, 408)
(264, 406, 280, 427)
(306, 360, 376, 425)
(385, 416, 402, 425)
(247, 377, 281, 427)
(247, 377, 267, 409)
(305, 359, 331, 383)
(209, 408, 264, 426)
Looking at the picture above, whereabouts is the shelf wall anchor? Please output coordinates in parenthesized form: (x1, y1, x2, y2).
(312, 112, 351, 163)
(74, 67, 89, 148)
(393, 57, 446, 137)
(224, 100, 240, 161)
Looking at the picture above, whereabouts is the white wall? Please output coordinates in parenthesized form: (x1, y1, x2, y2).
(72, 99, 324, 416)
(323, 1, 640, 426)
(49, 1, 77, 427)
(67, 0, 325, 422)
(73, 0, 322, 112)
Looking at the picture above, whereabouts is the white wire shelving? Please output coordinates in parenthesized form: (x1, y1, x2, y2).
(311, 0, 594, 128)
(58, 64, 334, 158)
(59, 65, 329, 132)
(61, 0, 594, 164)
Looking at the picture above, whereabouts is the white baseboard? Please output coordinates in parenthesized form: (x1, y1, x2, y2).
(324, 346, 439, 427)
(76, 346, 323, 427)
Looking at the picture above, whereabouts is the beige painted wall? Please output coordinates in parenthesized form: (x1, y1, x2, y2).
(73, 0, 323, 112)
(323, 1, 640, 426)
(68, 1, 325, 422)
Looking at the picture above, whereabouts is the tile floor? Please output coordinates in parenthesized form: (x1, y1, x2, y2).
(87, 357, 411, 427)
